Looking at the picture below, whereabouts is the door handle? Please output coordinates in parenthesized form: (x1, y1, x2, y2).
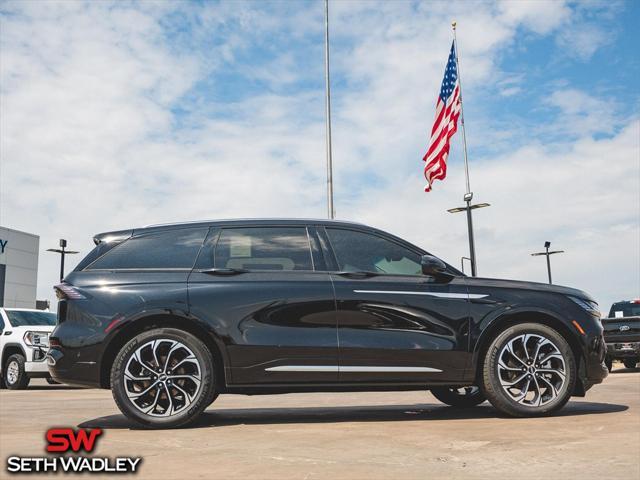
(199, 268, 248, 276)
(335, 271, 379, 279)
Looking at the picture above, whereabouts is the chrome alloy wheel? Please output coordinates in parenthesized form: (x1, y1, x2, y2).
(124, 339, 202, 417)
(6, 360, 19, 384)
(497, 333, 567, 407)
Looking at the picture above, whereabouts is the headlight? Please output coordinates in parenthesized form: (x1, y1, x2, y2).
(568, 296, 600, 317)
(24, 331, 50, 348)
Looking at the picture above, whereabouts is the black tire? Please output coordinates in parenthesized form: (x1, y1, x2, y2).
(430, 386, 486, 407)
(110, 328, 216, 429)
(623, 359, 637, 369)
(4, 354, 30, 390)
(605, 357, 613, 372)
(46, 377, 61, 385)
(481, 323, 576, 417)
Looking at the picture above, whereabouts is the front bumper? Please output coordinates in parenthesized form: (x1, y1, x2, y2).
(606, 341, 640, 359)
(24, 347, 50, 374)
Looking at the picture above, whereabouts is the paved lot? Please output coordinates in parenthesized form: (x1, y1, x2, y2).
(1, 366, 639, 480)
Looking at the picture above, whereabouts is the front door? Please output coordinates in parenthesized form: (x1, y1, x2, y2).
(322, 226, 470, 384)
(188, 225, 338, 385)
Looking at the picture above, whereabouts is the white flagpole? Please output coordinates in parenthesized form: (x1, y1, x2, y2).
(324, 0, 335, 219)
(446, 21, 490, 277)
(452, 21, 471, 196)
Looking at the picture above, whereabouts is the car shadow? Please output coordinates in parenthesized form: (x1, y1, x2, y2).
(79, 400, 629, 431)
(0, 385, 83, 391)
(25, 385, 84, 390)
(611, 367, 639, 373)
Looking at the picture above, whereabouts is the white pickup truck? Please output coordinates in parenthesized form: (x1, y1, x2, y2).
(0, 308, 57, 389)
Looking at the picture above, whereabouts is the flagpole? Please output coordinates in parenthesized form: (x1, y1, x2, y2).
(452, 22, 471, 197)
(446, 21, 490, 277)
(324, 0, 335, 219)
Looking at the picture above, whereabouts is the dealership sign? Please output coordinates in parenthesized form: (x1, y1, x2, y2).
(6, 428, 142, 474)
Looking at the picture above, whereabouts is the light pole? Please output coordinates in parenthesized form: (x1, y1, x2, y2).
(447, 193, 490, 276)
(531, 241, 564, 284)
(324, 0, 335, 219)
(47, 239, 79, 282)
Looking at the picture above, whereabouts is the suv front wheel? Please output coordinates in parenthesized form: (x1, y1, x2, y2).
(4, 353, 30, 390)
(481, 323, 576, 417)
(111, 328, 216, 429)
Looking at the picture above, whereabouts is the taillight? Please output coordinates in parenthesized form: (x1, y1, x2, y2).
(54, 283, 86, 300)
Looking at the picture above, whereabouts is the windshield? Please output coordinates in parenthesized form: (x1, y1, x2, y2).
(5, 310, 57, 327)
(608, 303, 640, 318)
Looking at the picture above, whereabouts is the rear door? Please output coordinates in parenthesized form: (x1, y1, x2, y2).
(320, 226, 470, 383)
(188, 225, 338, 385)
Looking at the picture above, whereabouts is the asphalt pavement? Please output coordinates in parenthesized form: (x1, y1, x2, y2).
(1, 366, 638, 479)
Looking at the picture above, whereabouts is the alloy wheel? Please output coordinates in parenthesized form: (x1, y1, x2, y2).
(6, 361, 19, 385)
(497, 333, 567, 407)
(123, 339, 202, 417)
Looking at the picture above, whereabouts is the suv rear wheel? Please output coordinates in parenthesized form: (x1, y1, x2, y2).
(481, 323, 576, 417)
(110, 328, 216, 429)
(430, 386, 486, 407)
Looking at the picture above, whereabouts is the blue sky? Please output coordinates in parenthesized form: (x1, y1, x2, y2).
(0, 0, 638, 310)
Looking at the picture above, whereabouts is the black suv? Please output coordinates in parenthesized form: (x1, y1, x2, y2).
(48, 219, 607, 428)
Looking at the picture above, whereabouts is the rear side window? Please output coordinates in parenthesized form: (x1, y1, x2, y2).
(326, 228, 422, 275)
(86, 228, 207, 270)
(215, 227, 312, 271)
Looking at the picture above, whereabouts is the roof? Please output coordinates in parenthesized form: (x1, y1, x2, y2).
(144, 218, 366, 228)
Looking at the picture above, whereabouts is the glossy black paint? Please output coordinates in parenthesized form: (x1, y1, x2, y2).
(49, 219, 608, 395)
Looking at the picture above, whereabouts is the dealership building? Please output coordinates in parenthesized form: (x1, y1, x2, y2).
(0, 226, 40, 309)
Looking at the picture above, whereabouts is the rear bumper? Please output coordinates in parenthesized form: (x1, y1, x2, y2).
(47, 347, 101, 388)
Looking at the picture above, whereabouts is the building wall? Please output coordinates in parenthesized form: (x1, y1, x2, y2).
(0, 226, 39, 308)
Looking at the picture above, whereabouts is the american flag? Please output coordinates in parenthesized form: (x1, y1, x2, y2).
(423, 41, 461, 192)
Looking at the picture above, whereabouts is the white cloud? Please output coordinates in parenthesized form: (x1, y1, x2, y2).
(556, 22, 612, 61)
(0, 1, 637, 313)
(497, 0, 571, 35)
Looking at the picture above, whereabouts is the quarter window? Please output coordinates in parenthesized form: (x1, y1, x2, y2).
(326, 228, 422, 275)
(86, 228, 207, 270)
(215, 228, 312, 271)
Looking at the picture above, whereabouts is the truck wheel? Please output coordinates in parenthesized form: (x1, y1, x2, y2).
(46, 377, 61, 385)
(4, 354, 30, 390)
(430, 386, 486, 407)
(605, 357, 613, 372)
(111, 328, 216, 429)
(623, 359, 637, 369)
(481, 323, 576, 417)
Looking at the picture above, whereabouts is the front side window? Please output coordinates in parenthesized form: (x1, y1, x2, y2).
(87, 228, 207, 270)
(326, 228, 422, 275)
(215, 227, 312, 271)
(6, 310, 57, 327)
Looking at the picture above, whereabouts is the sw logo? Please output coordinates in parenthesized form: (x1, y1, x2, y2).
(5, 427, 141, 474)
(46, 428, 103, 453)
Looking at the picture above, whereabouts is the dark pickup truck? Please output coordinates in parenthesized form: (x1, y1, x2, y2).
(603, 300, 640, 370)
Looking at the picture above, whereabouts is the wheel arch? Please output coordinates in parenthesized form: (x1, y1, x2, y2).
(472, 309, 584, 384)
(1, 343, 26, 371)
(99, 314, 228, 390)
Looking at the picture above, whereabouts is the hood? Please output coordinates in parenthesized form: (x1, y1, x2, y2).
(463, 277, 596, 303)
(9, 325, 56, 334)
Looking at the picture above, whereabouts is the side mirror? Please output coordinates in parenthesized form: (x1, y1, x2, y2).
(421, 255, 454, 282)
